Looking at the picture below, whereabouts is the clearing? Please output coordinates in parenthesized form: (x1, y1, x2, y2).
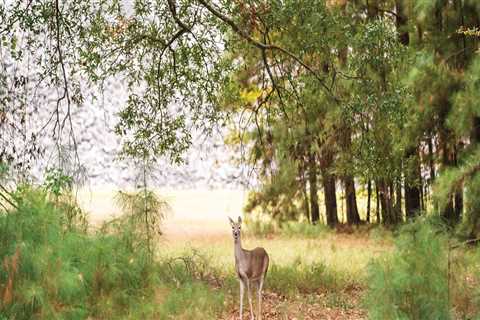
(81, 187, 389, 319)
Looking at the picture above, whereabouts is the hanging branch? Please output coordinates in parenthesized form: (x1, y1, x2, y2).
(166, 0, 338, 102)
(0, 184, 17, 210)
(0, 0, 35, 35)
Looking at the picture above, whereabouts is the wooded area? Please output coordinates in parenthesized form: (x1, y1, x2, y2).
(2, 0, 480, 236)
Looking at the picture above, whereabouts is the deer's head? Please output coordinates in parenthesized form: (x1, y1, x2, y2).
(228, 216, 242, 241)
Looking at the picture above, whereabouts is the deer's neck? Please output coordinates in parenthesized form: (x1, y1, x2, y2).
(234, 237, 245, 260)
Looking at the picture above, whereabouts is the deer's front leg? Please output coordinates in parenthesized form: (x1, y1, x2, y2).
(239, 279, 245, 320)
(246, 279, 254, 319)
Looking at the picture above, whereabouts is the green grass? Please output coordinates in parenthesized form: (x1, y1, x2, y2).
(155, 283, 224, 319)
(5, 187, 477, 319)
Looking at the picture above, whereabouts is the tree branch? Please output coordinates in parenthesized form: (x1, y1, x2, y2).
(0, 0, 35, 35)
(167, 0, 192, 32)
(0, 185, 17, 210)
(194, 0, 338, 102)
(54, 0, 80, 167)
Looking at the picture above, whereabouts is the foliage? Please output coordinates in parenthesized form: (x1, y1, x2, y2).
(2, 0, 480, 231)
(448, 248, 480, 318)
(243, 213, 277, 237)
(280, 221, 330, 239)
(366, 219, 450, 319)
(42, 168, 87, 231)
(115, 188, 170, 255)
(43, 168, 73, 197)
(0, 187, 158, 319)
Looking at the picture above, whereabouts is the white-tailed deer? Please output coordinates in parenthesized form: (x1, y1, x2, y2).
(229, 216, 269, 320)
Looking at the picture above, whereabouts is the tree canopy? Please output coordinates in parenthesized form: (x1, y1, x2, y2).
(1, 0, 480, 236)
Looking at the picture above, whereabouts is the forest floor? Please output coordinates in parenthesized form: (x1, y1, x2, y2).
(220, 288, 367, 320)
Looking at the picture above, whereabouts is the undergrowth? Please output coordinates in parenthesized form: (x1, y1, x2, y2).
(268, 260, 344, 296)
(366, 218, 480, 319)
(244, 215, 330, 239)
(0, 186, 224, 319)
(8, 183, 478, 319)
(0, 187, 158, 319)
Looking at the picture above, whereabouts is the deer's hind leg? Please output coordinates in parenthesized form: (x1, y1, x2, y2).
(257, 277, 265, 320)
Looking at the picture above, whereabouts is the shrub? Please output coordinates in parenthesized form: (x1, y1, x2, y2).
(115, 189, 170, 254)
(366, 219, 450, 320)
(244, 214, 277, 237)
(449, 245, 480, 318)
(280, 221, 330, 238)
(0, 187, 158, 319)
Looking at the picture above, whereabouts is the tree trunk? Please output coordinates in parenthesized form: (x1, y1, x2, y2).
(453, 145, 463, 223)
(472, 116, 480, 143)
(344, 176, 361, 225)
(395, 0, 410, 46)
(322, 171, 338, 227)
(308, 152, 320, 224)
(320, 148, 338, 227)
(427, 136, 436, 212)
(376, 183, 380, 223)
(405, 147, 421, 219)
(389, 182, 399, 224)
(378, 179, 394, 225)
(428, 136, 436, 183)
(395, 180, 403, 222)
(302, 170, 311, 223)
(367, 180, 372, 223)
(439, 130, 457, 225)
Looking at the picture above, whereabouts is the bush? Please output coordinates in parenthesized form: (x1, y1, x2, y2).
(244, 214, 277, 237)
(115, 189, 170, 254)
(280, 221, 330, 238)
(366, 219, 450, 320)
(0, 187, 158, 319)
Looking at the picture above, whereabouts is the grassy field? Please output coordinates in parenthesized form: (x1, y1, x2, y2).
(3, 187, 478, 319)
(77, 187, 392, 319)
(158, 230, 390, 319)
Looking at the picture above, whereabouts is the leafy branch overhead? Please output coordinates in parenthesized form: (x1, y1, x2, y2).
(2, 0, 480, 238)
(2, 0, 344, 165)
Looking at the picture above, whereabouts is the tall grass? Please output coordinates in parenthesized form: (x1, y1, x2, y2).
(0, 186, 228, 319)
(366, 218, 480, 319)
(0, 187, 159, 319)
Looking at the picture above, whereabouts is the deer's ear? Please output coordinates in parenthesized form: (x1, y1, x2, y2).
(228, 217, 234, 225)
(238, 216, 242, 224)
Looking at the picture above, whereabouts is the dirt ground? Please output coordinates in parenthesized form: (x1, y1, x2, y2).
(221, 289, 367, 320)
